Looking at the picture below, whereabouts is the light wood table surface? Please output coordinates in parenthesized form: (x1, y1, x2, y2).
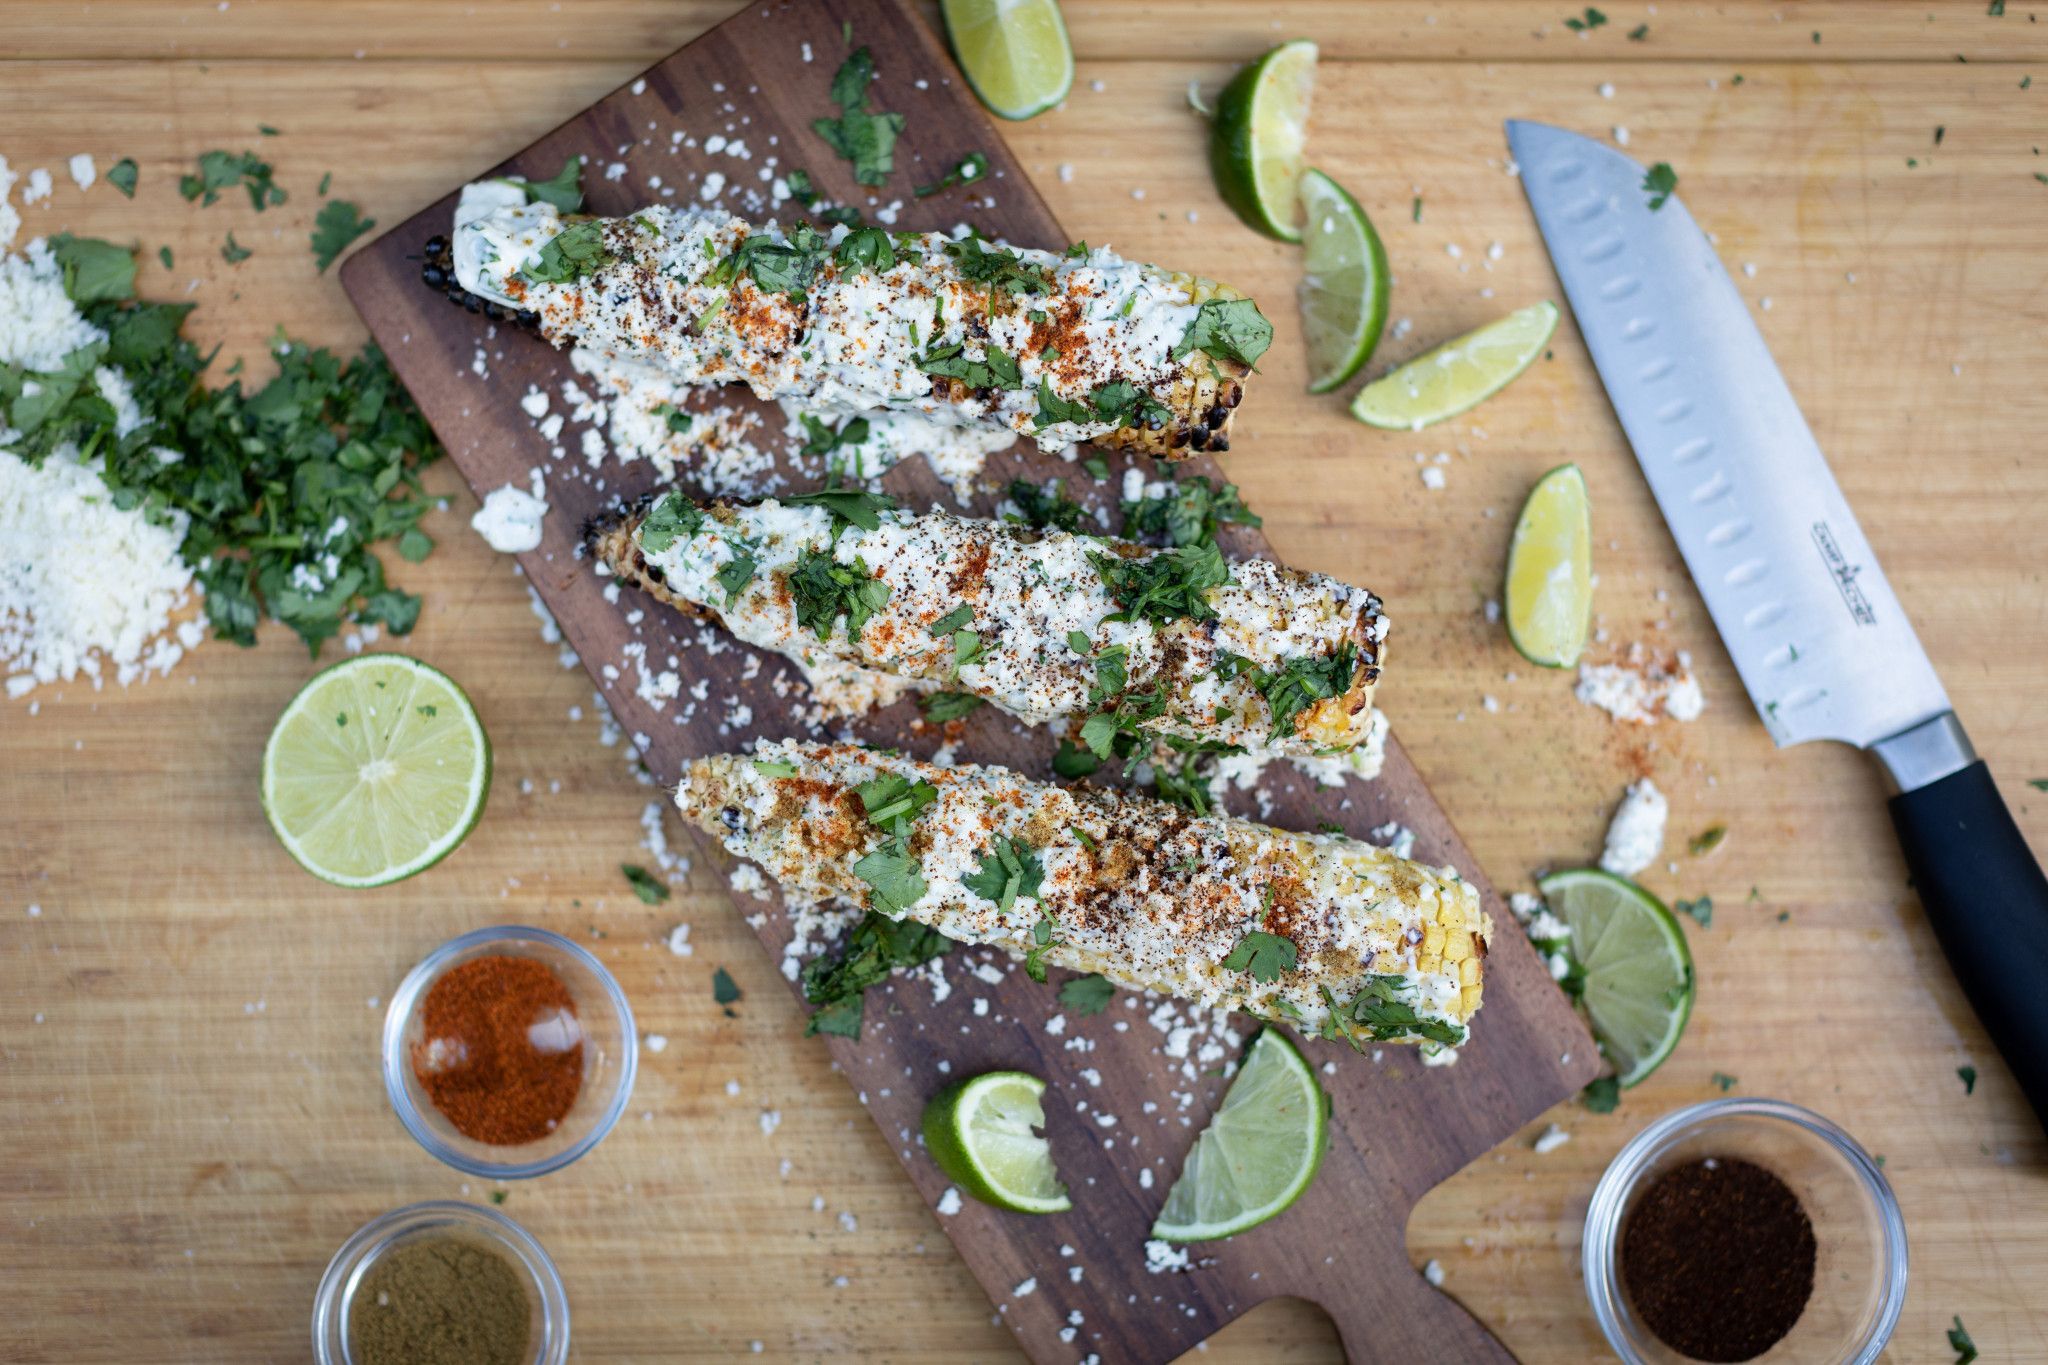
(5, 2, 2048, 1360)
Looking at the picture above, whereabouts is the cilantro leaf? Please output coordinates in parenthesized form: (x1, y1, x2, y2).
(797, 412, 868, 461)
(929, 605, 974, 637)
(1320, 975, 1465, 1046)
(1221, 929, 1298, 983)
(1643, 162, 1679, 211)
(1173, 298, 1273, 367)
(784, 482, 897, 532)
(856, 772, 939, 827)
(1564, 7, 1608, 31)
(1711, 1071, 1738, 1092)
(1581, 1076, 1621, 1112)
(962, 836, 1045, 914)
(715, 551, 758, 603)
(105, 158, 139, 198)
(622, 863, 670, 904)
(637, 493, 704, 553)
(919, 691, 985, 723)
(1959, 1064, 1978, 1095)
(311, 199, 376, 274)
(712, 967, 742, 1011)
(1052, 739, 1101, 779)
(1059, 973, 1115, 1016)
(790, 551, 891, 642)
(1120, 473, 1261, 549)
(1024, 911, 1059, 982)
(505, 156, 585, 213)
(944, 234, 1053, 299)
(800, 910, 952, 1038)
(1088, 380, 1173, 431)
(179, 149, 285, 210)
(710, 226, 832, 298)
(1031, 381, 1095, 431)
(1675, 896, 1713, 928)
(813, 47, 906, 187)
(219, 232, 253, 265)
(852, 844, 925, 914)
(914, 151, 989, 198)
(1250, 644, 1359, 737)
(48, 234, 136, 304)
(918, 339, 1023, 390)
(1949, 1316, 1978, 1365)
(1004, 477, 1089, 533)
(1090, 541, 1231, 626)
(521, 220, 613, 284)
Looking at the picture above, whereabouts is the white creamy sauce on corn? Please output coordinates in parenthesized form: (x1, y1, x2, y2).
(676, 741, 1485, 1043)
(452, 189, 1205, 452)
(630, 499, 1384, 758)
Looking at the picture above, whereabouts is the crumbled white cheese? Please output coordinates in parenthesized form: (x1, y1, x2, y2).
(471, 481, 547, 553)
(1576, 645, 1703, 723)
(935, 1187, 962, 1216)
(67, 154, 96, 192)
(1600, 778, 1667, 877)
(1144, 1239, 1190, 1274)
(1422, 1259, 1445, 1286)
(1533, 1123, 1571, 1154)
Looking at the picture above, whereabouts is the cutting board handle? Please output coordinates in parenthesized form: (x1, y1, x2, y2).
(1307, 1259, 1518, 1363)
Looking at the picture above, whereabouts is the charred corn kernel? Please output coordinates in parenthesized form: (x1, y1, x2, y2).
(676, 740, 1487, 1048)
(448, 184, 1265, 460)
(587, 494, 1387, 759)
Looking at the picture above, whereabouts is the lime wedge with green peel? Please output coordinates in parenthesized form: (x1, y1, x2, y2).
(1538, 868, 1695, 1087)
(922, 1071, 1071, 1213)
(941, 0, 1075, 122)
(1151, 1029, 1329, 1242)
(1297, 170, 1390, 394)
(1505, 463, 1593, 668)
(1350, 299, 1561, 430)
(1208, 39, 1317, 242)
(261, 654, 491, 888)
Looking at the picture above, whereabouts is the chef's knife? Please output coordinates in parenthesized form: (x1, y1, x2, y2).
(1509, 119, 2048, 1126)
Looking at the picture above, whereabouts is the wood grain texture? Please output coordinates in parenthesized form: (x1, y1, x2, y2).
(338, 1, 1595, 1359)
(5, 1, 2048, 1362)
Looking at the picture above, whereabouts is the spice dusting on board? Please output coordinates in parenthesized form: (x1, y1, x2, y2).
(413, 956, 584, 1144)
(1621, 1157, 1817, 1362)
(346, 1233, 531, 1365)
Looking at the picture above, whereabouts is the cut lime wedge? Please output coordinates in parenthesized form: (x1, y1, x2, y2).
(1151, 1029, 1329, 1242)
(922, 1070, 1072, 1213)
(261, 654, 491, 888)
(1208, 39, 1317, 242)
(1538, 868, 1694, 1087)
(1505, 463, 1593, 668)
(941, 0, 1075, 122)
(1350, 299, 1560, 430)
(1298, 169, 1390, 394)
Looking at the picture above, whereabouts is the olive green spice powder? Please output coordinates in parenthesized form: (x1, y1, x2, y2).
(347, 1234, 531, 1365)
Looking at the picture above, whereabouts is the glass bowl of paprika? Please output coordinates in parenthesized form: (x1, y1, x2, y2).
(1583, 1097, 1908, 1365)
(382, 925, 638, 1179)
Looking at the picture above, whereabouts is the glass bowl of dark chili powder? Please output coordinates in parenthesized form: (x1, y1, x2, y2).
(383, 925, 637, 1179)
(313, 1199, 569, 1364)
(1584, 1098, 1907, 1365)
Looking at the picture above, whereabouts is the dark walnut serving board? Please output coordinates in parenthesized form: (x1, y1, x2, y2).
(343, 0, 1597, 1357)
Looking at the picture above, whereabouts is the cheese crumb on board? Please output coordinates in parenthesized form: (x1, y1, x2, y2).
(1576, 644, 1703, 724)
(1600, 778, 1667, 877)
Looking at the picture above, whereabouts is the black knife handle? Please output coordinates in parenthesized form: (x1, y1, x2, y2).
(1889, 761, 2048, 1127)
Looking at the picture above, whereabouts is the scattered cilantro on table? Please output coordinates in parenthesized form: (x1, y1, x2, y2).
(622, 864, 670, 904)
(1711, 1071, 1738, 1092)
(180, 149, 286, 210)
(311, 200, 376, 273)
(106, 158, 139, 198)
(711, 967, 742, 1015)
(1004, 477, 1089, 533)
(219, 232, 252, 265)
(1581, 1076, 1621, 1112)
(1675, 896, 1713, 928)
(914, 151, 989, 198)
(1563, 7, 1607, 31)
(1958, 1064, 1978, 1095)
(1643, 162, 1679, 211)
(0, 238, 444, 655)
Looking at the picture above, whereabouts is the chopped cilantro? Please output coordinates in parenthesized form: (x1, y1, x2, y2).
(1628, 22, 1649, 39)
(179, 149, 285, 211)
(505, 156, 585, 213)
(1004, 477, 1089, 533)
(712, 966, 743, 1007)
(1643, 162, 1679, 211)
(219, 232, 252, 265)
(1120, 473, 1260, 549)
(49, 234, 136, 302)
(918, 338, 1022, 390)
(919, 691, 984, 723)
(106, 158, 139, 198)
(489, 1189, 507, 1205)
(963, 835, 1045, 914)
(1150, 751, 1216, 815)
(1059, 973, 1115, 1016)
(1090, 541, 1231, 626)
(1217, 643, 1358, 737)
(833, 225, 897, 272)
(796, 412, 868, 461)
(1949, 1315, 1978, 1364)
(710, 225, 831, 297)
(1173, 298, 1274, 367)
(311, 199, 376, 274)
(813, 47, 906, 187)
(944, 233, 1053, 300)
(801, 910, 950, 1038)
(1581, 1076, 1621, 1112)
(928, 605, 975, 637)
(1088, 379, 1172, 431)
(1688, 824, 1728, 856)
(914, 151, 989, 198)
(1958, 1064, 1978, 1095)
(785, 480, 896, 532)
(1081, 455, 1110, 480)
(1032, 380, 1095, 430)
(1711, 1071, 1738, 1092)
(789, 549, 891, 641)
(1318, 974, 1465, 1046)
(158, 245, 173, 269)
(1411, 195, 1422, 223)
(653, 402, 692, 434)
(1052, 738, 1101, 779)
(1675, 896, 1713, 928)
(637, 494, 704, 553)
(1023, 911, 1059, 981)
(521, 220, 613, 283)
(1222, 929, 1298, 983)
(622, 864, 669, 904)
(1563, 7, 1608, 31)
(715, 552, 757, 603)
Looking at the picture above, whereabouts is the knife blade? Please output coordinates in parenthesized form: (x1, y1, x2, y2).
(1510, 119, 2048, 1127)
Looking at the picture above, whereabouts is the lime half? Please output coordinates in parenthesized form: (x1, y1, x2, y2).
(1209, 39, 1317, 242)
(1298, 169, 1390, 394)
(941, 0, 1075, 121)
(1152, 1029, 1329, 1242)
(1505, 463, 1593, 668)
(1351, 299, 1561, 431)
(261, 654, 491, 888)
(1538, 868, 1694, 1087)
(923, 1071, 1072, 1213)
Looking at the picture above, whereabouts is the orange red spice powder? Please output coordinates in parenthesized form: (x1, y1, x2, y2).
(412, 955, 583, 1145)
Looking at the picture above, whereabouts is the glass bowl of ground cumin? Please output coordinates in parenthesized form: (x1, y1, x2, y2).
(313, 1199, 569, 1365)
(1584, 1098, 1908, 1364)
(383, 925, 638, 1179)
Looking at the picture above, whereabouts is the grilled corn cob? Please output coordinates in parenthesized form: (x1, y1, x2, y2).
(679, 740, 1487, 1048)
(587, 492, 1386, 758)
(449, 181, 1266, 457)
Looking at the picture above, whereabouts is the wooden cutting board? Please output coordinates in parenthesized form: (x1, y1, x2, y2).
(342, 0, 1597, 1357)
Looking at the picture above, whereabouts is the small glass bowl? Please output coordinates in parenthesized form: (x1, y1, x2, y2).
(1584, 1098, 1908, 1364)
(382, 925, 637, 1179)
(312, 1199, 569, 1365)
